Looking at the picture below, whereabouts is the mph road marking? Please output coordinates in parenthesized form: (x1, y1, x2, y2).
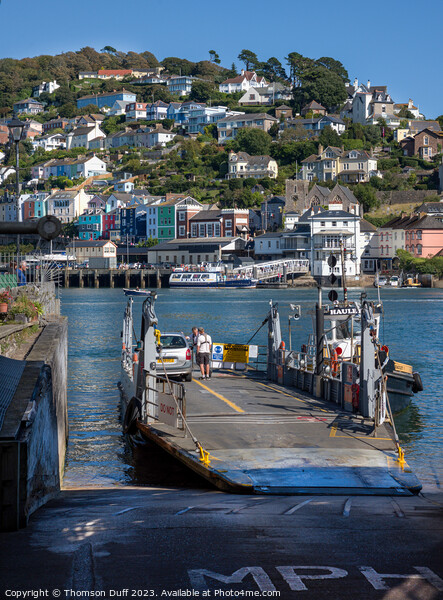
(188, 565, 443, 593)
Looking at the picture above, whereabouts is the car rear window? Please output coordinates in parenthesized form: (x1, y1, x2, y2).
(161, 335, 187, 349)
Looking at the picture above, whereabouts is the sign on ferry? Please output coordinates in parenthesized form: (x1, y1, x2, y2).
(326, 306, 359, 316)
(223, 344, 250, 363)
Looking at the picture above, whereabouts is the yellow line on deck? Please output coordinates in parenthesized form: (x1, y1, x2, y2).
(330, 424, 337, 437)
(256, 381, 329, 413)
(194, 379, 245, 413)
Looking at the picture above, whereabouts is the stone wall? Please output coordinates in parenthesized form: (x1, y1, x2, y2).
(375, 190, 439, 206)
(0, 317, 68, 530)
(10, 282, 60, 318)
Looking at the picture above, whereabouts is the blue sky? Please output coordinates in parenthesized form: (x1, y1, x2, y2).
(1, 0, 442, 118)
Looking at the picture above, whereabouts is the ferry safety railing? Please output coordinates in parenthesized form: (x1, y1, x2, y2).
(245, 344, 267, 372)
(143, 372, 186, 431)
(233, 259, 310, 281)
(0, 252, 63, 289)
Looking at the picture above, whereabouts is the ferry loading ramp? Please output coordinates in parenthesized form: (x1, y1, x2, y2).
(136, 370, 421, 496)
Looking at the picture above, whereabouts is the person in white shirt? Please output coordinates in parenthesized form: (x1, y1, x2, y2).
(197, 327, 212, 380)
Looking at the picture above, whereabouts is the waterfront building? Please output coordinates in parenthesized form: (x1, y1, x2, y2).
(47, 189, 91, 224)
(31, 133, 66, 152)
(66, 240, 117, 264)
(360, 219, 379, 272)
(219, 70, 268, 94)
(217, 113, 278, 143)
(43, 118, 70, 133)
(166, 76, 198, 96)
(32, 80, 60, 97)
(189, 208, 250, 239)
(280, 115, 346, 136)
(300, 146, 379, 183)
(301, 101, 327, 116)
(147, 237, 247, 265)
(77, 90, 136, 110)
(227, 151, 278, 180)
(237, 83, 292, 106)
(125, 102, 148, 120)
(13, 98, 44, 115)
(78, 209, 104, 241)
(66, 124, 106, 150)
(261, 196, 285, 230)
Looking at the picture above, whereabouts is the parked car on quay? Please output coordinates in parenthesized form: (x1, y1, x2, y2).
(156, 332, 193, 382)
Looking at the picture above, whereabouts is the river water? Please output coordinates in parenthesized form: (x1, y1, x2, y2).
(61, 286, 443, 490)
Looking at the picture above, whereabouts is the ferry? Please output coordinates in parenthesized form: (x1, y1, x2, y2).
(169, 263, 256, 288)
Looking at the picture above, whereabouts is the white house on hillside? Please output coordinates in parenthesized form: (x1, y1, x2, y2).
(219, 70, 268, 94)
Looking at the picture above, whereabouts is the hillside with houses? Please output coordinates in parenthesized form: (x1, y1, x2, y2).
(1, 47, 442, 279)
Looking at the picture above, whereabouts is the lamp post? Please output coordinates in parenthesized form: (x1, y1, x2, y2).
(7, 118, 26, 267)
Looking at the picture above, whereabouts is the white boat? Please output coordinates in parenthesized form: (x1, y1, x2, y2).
(169, 263, 256, 288)
(123, 288, 152, 296)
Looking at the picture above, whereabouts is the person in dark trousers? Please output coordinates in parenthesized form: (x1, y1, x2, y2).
(197, 327, 212, 380)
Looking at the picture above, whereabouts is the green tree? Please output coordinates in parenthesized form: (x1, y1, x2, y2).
(318, 125, 342, 148)
(436, 115, 443, 129)
(260, 57, 286, 81)
(237, 50, 259, 71)
(397, 107, 415, 119)
(315, 57, 349, 83)
(101, 46, 117, 54)
(189, 80, 216, 102)
(293, 66, 347, 111)
(235, 128, 272, 155)
(353, 184, 379, 212)
(209, 50, 221, 65)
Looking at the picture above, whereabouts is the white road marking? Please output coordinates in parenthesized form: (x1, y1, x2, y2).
(343, 498, 352, 517)
(391, 499, 405, 517)
(175, 506, 194, 515)
(359, 566, 443, 590)
(113, 507, 139, 516)
(284, 499, 313, 514)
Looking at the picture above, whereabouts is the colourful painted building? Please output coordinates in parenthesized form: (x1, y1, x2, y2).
(404, 215, 443, 258)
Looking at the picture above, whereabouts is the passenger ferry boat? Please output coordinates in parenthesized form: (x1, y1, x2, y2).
(169, 263, 256, 288)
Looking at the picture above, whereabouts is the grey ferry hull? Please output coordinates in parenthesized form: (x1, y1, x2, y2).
(386, 371, 415, 414)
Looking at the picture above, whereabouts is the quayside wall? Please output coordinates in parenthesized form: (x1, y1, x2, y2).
(0, 284, 68, 531)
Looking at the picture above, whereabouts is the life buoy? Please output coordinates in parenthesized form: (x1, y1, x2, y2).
(331, 350, 339, 377)
(123, 396, 141, 435)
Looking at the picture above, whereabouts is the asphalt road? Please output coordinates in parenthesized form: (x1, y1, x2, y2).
(1, 483, 442, 600)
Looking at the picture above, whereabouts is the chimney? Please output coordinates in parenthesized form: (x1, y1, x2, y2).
(241, 69, 245, 76)
(353, 77, 358, 90)
(367, 79, 371, 89)
(318, 144, 324, 155)
(408, 98, 413, 109)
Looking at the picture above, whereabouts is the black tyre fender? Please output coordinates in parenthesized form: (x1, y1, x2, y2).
(123, 396, 141, 435)
(412, 372, 423, 393)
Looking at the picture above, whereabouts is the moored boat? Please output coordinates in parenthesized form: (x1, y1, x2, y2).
(123, 288, 152, 296)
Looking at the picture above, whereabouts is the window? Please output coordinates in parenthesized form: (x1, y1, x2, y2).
(343, 221, 348, 226)
(321, 221, 326, 226)
(417, 244, 422, 255)
(424, 136, 429, 145)
(179, 212, 185, 221)
(179, 226, 185, 236)
(332, 221, 337, 227)
(268, 241, 271, 248)
(199, 224, 205, 237)
(417, 230, 422, 239)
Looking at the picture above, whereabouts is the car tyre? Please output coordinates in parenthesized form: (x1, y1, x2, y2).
(184, 373, 193, 382)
